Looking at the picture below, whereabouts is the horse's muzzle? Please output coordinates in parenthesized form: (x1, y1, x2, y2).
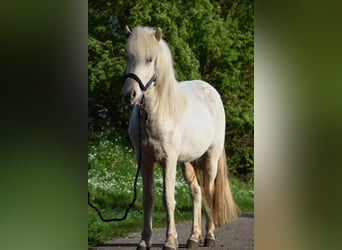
(122, 72, 157, 105)
(123, 89, 137, 105)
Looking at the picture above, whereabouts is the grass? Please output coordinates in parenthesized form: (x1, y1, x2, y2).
(88, 131, 253, 245)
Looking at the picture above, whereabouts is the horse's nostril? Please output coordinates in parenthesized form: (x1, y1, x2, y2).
(123, 90, 137, 104)
(124, 92, 131, 103)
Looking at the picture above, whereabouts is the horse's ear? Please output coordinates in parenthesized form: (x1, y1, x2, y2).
(125, 25, 131, 38)
(155, 27, 162, 41)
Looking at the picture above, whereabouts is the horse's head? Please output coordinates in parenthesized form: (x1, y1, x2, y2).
(122, 26, 162, 105)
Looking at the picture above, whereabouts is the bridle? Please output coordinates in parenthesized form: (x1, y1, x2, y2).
(124, 72, 157, 92)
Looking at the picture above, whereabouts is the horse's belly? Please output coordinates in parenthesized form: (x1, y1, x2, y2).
(178, 120, 215, 162)
(178, 142, 211, 163)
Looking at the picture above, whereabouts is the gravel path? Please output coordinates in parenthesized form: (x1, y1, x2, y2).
(90, 213, 254, 250)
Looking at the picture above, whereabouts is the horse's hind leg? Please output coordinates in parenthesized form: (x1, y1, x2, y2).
(181, 162, 203, 249)
(201, 151, 219, 247)
(138, 157, 154, 250)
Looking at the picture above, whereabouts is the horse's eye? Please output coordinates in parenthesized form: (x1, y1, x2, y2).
(146, 57, 153, 63)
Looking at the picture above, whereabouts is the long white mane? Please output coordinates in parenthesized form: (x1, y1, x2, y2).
(127, 26, 186, 124)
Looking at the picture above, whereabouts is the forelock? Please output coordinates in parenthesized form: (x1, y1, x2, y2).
(126, 26, 158, 59)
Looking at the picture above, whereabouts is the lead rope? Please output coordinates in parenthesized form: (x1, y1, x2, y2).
(88, 97, 144, 222)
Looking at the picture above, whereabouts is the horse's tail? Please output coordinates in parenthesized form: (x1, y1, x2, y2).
(202, 149, 239, 227)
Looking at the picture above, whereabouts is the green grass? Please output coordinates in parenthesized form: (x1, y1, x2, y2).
(88, 131, 253, 245)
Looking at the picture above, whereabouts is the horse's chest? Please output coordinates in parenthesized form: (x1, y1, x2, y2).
(141, 120, 169, 161)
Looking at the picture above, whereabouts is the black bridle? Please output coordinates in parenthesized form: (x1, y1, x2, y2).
(124, 72, 157, 92)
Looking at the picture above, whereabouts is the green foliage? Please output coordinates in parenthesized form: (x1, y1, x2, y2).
(88, 0, 254, 178)
(230, 175, 254, 211)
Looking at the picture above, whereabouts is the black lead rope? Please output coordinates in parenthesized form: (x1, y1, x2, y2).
(87, 166, 140, 222)
(88, 101, 145, 222)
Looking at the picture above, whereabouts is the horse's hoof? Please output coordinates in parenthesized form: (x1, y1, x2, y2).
(186, 239, 199, 249)
(136, 242, 151, 250)
(204, 237, 215, 247)
(163, 237, 178, 250)
(162, 247, 177, 250)
(137, 247, 150, 250)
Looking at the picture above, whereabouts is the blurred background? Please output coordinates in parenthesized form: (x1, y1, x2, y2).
(1, 0, 342, 249)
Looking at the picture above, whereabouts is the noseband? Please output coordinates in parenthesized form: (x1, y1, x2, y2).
(124, 73, 157, 92)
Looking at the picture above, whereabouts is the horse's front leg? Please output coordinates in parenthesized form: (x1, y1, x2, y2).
(162, 156, 178, 250)
(137, 157, 154, 250)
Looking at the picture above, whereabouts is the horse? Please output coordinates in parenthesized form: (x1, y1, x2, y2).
(122, 25, 238, 250)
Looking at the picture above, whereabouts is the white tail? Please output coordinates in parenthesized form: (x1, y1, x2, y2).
(202, 149, 239, 227)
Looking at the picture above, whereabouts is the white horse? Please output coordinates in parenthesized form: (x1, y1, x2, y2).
(122, 26, 238, 250)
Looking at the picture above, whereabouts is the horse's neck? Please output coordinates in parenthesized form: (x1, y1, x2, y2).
(145, 74, 186, 126)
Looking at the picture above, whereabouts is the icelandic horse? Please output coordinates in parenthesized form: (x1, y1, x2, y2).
(122, 26, 238, 250)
